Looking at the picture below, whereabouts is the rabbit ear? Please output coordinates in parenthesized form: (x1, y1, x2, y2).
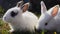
(22, 3, 29, 12)
(17, 1, 23, 7)
(51, 5, 59, 16)
(41, 1, 47, 14)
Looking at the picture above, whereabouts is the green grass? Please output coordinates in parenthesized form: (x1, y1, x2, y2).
(0, 18, 11, 34)
(0, 6, 5, 18)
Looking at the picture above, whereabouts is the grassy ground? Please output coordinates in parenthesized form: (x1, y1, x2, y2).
(0, 18, 11, 34)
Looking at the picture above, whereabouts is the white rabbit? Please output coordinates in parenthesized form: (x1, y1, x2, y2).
(3, 1, 38, 32)
(37, 1, 60, 32)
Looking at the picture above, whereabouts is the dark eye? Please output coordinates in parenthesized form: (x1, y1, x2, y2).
(45, 23, 48, 26)
(10, 11, 18, 17)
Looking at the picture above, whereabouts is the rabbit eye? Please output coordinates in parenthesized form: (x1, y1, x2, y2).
(10, 11, 18, 17)
(45, 23, 48, 26)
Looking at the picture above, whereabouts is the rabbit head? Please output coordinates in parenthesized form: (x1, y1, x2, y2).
(37, 1, 59, 30)
(3, 1, 29, 23)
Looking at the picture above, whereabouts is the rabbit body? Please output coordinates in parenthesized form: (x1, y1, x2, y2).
(3, 1, 38, 32)
(37, 1, 60, 32)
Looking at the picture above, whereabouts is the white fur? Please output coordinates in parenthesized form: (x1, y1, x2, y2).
(3, 2, 38, 32)
(37, 1, 60, 32)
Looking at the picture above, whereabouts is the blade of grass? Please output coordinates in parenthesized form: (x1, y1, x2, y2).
(54, 32, 57, 34)
(42, 30, 45, 34)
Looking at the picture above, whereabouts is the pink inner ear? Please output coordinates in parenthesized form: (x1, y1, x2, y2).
(52, 6, 59, 16)
(23, 4, 28, 12)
